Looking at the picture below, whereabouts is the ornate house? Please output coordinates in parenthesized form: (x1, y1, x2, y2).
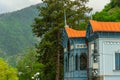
(61, 26, 87, 80)
(62, 20, 120, 80)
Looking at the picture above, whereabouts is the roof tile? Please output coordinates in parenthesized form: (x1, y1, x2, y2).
(65, 27, 86, 38)
(90, 20, 120, 32)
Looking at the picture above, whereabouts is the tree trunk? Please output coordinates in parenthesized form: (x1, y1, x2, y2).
(56, 51, 60, 80)
(55, 32, 60, 80)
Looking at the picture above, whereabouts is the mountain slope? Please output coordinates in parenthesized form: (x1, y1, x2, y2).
(0, 4, 41, 55)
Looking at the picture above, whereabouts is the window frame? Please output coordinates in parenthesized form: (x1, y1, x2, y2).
(80, 53, 87, 70)
(75, 54, 78, 71)
(115, 53, 120, 70)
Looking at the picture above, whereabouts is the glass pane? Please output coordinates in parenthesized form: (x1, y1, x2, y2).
(76, 54, 78, 70)
(80, 53, 87, 70)
(115, 53, 120, 70)
(115, 53, 118, 70)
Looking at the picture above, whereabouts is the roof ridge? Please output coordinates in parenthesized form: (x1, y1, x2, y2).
(90, 20, 120, 32)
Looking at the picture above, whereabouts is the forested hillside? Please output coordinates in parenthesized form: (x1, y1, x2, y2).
(0, 3, 43, 66)
(93, 0, 120, 21)
(0, 4, 41, 56)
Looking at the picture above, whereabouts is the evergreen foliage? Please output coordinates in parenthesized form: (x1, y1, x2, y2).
(32, 0, 92, 80)
(17, 48, 44, 80)
(0, 4, 42, 55)
(0, 4, 44, 67)
(93, 0, 120, 21)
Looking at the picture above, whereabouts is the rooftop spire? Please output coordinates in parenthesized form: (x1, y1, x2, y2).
(64, 9, 67, 26)
(90, 12, 93, 20)
(64, 3, 68, 27)
(64, 9, 68, 27)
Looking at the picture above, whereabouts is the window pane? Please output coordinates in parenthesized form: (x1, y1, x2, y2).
(119, 54, 120, 70)
(67, 40, 70, 52)
(115, 53, 118, 70)
(76, 54, 78, 70)
(115, 53, 120, 70)
(80, 53, 87, 70)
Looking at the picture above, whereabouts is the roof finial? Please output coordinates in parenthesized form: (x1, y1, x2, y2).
(64, 3, 68, 27)
(64, 9, 67, 26)
(90, 12, 93, 20)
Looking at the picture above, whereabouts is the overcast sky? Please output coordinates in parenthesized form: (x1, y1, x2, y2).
(88, 0, 110, 13)
(0, 0, 41, 14)
(0, 0, 110, 14)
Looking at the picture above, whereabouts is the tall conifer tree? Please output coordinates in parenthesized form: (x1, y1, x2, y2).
(32, 0, 92, 80)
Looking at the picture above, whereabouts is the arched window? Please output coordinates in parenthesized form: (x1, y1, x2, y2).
(67, 40, 70, 53)
(80, 53, 87, 70)
(75, 54, 78, 70)
(67, 40, 70, 72)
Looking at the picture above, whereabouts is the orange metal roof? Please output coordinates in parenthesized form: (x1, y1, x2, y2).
(65, 27, 86, 38)
(90, 20, 120, 32)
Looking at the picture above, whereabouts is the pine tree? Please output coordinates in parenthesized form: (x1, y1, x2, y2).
(32, 0, 92, 80)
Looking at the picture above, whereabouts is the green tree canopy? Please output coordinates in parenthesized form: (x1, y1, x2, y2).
(93, 0, 120, 21)
(111, 0, 120, 7)
(0, 58, 18, 80)
(17, 48, 44, 80)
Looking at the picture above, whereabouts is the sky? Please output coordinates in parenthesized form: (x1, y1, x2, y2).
(0, 0, 110, 14)
(87, 0, 110, 13)
(0, 0, 42, 14)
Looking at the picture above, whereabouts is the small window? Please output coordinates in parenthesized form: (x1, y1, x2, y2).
(80, 44, 84, 48)
(67, 40, 70, 72)
(67, 40, 70, 53)
(75, 54, 78, 70)
(80, 53, 87, 70)
(115, 53, 120, 70)
(76, 44, 87, 48)
(77, 45, 79, 47)
(83, 44, 87, 48)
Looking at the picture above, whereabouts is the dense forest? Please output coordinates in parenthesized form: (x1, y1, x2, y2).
(0, 4, 39, 55)
(0, 3, 43, 66)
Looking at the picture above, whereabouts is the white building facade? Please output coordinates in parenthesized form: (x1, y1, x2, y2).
(86, 20, 120, 80)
